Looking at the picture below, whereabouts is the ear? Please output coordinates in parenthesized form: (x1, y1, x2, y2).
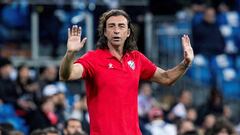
(127, 28, 130, 37)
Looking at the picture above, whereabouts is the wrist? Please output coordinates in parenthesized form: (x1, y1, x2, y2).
(65, 50, 77, 60)
(180, 60, 191, 69)
(67, 50, 78, 54)
(66, 50, 78, 57)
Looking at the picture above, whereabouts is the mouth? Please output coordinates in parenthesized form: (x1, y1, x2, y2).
(112, 37, 121, 41)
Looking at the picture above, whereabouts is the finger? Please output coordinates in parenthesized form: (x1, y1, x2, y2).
(181, 35, 187, 50)
(75, 25, 79, 35)
(74, 25, 78, 35)
(80, 37, 87, 47)
(72, 25, 78, 36)
(68, 28, 71, 37)
(81, 37, 87, 45)
(184, 35, 191, 46)
(71, 25, 75, 36)
(78, 26, 82, 39)
(182, 34, 191, 49)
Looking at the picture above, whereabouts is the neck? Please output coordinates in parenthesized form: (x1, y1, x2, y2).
(108, 44, 124, 60)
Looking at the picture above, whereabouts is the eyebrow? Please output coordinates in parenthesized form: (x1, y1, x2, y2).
(107, 23, 127, 26)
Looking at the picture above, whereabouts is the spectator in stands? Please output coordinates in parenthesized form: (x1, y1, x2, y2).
(63, 118, 86, 135)
(138, 82, 158, 134)
(198, 114, 216, 135)
(0, 123, 15, 135)
(30, 129, 46, 135)
(0, 123, 25, 135)
(177, 119, 197, 135)
(67, 94, 84, 121)
(192, 6, 225, 57)
(43, 127, 61, 135)
(43, 84, 68, 128)
(28, 98, 58, 132)
(208, 117, 236, 135)
(223, 105, 233, 122)
(39, 65, 58, 88)
(168, 90, 192, 123)
(8, 130, 24, 135)
(145, 107, 177, 135)
(59, 9, 193, 135)
(0, 57, 18, 106)
(76, 93, 90, 134)
(217, 2, 230, 12)
(45, 84, 66, 117)
(37, 65, 58, 104)
(198, 87, 224, 124)
(138, 82, 157, 122)
(15, 64, 38, 121)
(16, 64, 38, 98)
(186, 107, 198, 124)
(67, 93, 89, 134)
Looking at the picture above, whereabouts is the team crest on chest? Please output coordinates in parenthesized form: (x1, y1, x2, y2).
(108, 63, 114, 69)
(127, 60, 135, 70)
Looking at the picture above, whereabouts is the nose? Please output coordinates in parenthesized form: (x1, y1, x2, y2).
(113, 27, 120, 34)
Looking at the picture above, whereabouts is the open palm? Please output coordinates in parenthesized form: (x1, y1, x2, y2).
(181, 35, 194, 66)
(67, 25, 87, 52)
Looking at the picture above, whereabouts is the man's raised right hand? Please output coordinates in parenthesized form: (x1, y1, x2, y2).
(67, 25, 87, 53)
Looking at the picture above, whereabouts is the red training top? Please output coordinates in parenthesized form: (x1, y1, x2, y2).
(75, 49, 157, 135)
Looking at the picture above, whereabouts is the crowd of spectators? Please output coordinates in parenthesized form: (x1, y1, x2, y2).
(138, 82, 239, 135)
(0, 57, 89, 134)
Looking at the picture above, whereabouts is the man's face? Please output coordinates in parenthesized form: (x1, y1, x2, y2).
(0, 64, 13, 79)
(217, 128, 229, 135)
(181, 91, 192, 106)
(44, 66, 57, 81)
(104, 15, 130, 47)
(204, 8, 216, 23)
(65, 120, 82, 135)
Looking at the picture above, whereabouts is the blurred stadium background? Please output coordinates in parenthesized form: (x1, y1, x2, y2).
(0, 0, 240, 134)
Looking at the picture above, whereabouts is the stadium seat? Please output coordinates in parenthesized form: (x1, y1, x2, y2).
(1, 3, 29, 28)
(210, 54, 234, 74)
(219, 25, 233, 39)
(225, 39, 238, 54)
(187, 54, 212, 86)
(157, 23, 185, 58)
(216, 68, 240, 100)
(226, 11, 240, 27)
(0, 104, 16, 117)
(236, 55, 240, 67)
(0, 104, 29, 134)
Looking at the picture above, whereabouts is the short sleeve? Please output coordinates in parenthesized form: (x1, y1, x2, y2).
(74, 51, 95, 79)
(138, 52, 157, 80)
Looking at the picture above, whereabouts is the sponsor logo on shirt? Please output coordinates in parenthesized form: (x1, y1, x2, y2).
(127, 60, 135, 70)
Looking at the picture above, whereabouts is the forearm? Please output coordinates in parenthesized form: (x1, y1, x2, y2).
(164, 60, 190, 85)
(59, 51, 76, 81)
(153, 34, 193, 85)
(152, 60, 190, 85)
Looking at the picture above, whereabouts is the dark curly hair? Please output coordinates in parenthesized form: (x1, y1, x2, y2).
(96, 9, 138, 54)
